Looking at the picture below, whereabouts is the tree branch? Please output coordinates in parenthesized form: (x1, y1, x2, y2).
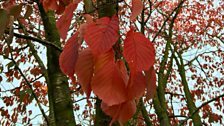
(13, 32, 62, 52)
(179, 93, 224, 125)
(151, 0, 185, 43)
(4, 17, 49, 125)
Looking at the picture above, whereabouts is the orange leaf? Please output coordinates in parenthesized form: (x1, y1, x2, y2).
(130, 0, 143, 21)
(123, 29, 155, 72)
(101, 100, 136, 124)
(145, 67, 157, 100)
(84, 15, 119, 55)
(59, 33, 79, 82)
(91, 50, 127, 106)
(75, 48, 94, 98)
(56, 2, 78, 40)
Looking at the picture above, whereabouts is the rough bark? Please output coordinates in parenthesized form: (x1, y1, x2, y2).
(36, 2, 76, 126)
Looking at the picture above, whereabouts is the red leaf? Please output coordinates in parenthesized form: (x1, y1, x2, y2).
(101, 100, 136, 124)
(91, 50, 127, 106)
(84, 15, 119, 54)
(123, 29, 155, 72)
(117, 60, 129, 86)
(41, 0, 58, 11)
(59, 33, 79, 82)
(83, 14, 93, 24)
(130, 0, 143, 21)
(127, 71, 146, 100)
(144, 67, 156, 100)
(56, 2, 78, 40)
(75, 48, 94, 98)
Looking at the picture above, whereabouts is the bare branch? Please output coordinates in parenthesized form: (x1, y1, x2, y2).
(13, 32, 62, 52)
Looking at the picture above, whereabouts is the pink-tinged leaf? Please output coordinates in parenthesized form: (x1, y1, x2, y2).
(101, 100, 136, 124)
(56, 2, 78, 40)
(84, 15, 119, 55)
(144, 67, 156, 100)
(127, 71, 146, 100)
(91, 50, 127, 106)
(75, 48, 94, 98)
(130, 0, 143, 21)
(59, 33, 79, 82)
(123, 29, 155, 72)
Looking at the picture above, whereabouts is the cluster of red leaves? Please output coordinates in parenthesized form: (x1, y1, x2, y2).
(43, 0, 156, 123)
(60, 15, 156, 123)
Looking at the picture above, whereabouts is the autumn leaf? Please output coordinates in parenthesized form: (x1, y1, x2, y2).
(56, 2, 79, 40)
(91, 50, 127, 106)
(130, 0, 143, 21)
(127, 71, 146, 100)
(101, 100, 136, 124)
(59, 33, 79, 82)
(117, 60, 129, 86)
(84, 15, 119, 55)
(123, 29, 155, 72)
(144, 67, 157, 100)
(75, 48, 94, 98)
(41, 0, 58, 11)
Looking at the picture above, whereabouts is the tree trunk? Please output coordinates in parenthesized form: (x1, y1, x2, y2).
(37, 2, 76, 126)
(152, 42, 171, 126)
